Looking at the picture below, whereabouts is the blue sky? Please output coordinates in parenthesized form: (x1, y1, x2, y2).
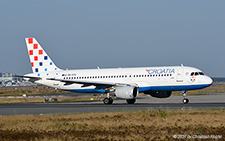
(0, 1, 225, 77)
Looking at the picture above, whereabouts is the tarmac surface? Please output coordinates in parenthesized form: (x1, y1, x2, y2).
(0, 93, 224, 116)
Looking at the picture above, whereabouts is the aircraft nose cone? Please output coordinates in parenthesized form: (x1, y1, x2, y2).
(207, 76, 213, 85)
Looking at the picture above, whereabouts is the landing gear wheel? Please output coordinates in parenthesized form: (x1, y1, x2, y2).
(126, 99, 136, 104)
(109, 98, 113, 104)
(182, 98, 189, 104)
(103, 98, 113, 105)
(182, 90, 189, 104)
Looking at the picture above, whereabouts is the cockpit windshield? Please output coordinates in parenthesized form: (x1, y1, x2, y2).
(199, 72, 204, 75)
(195, 72, 199, 76)
(191, 72, 204, 76)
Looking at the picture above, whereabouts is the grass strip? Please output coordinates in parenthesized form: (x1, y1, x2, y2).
(0, 109, 224, 140)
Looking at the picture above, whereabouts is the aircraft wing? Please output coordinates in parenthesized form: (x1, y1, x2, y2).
(48, 78, 128, 89)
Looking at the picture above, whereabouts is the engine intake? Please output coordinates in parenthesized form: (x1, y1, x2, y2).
(115, 86, 139, 99)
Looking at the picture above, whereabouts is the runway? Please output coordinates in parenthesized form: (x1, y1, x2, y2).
(0, 94, 224, 115)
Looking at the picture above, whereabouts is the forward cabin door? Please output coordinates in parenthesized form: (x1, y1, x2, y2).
(176, 68, 183, 82)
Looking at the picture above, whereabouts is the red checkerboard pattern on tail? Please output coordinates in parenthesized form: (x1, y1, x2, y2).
(25, 38, 60, 73)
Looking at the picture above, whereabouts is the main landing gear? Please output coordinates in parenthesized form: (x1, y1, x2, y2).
(103, 93, 113, 105)
(103, 97, 113, 105)
(182, 90, 189, 104)
(126, 99, 136, 104)
(103, 93, 136, 105)
(103, 98, 136, 104)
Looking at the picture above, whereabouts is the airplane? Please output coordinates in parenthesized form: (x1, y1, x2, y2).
(18, 38, 213, 105)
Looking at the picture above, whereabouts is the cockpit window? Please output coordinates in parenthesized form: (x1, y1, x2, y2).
(199, 72, 204, 75)
(191, 72, 204, 76)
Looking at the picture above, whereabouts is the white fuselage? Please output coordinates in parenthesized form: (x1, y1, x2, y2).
(26, 66, 212, 93)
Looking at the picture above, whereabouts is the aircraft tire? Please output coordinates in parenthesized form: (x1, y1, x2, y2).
(109, 98, 113, 104)
(126, 99, 136, 104)
(103, 98, 112, 105)
(182, 98, 189, 104)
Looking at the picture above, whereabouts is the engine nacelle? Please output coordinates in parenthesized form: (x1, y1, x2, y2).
(115, 86, 139, 99)
(144, 91, 172, 98)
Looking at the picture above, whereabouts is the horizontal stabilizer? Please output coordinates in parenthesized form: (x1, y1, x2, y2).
(14, 74, 41, 81)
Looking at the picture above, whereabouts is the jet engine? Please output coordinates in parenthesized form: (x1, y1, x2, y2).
(115, 86, 139, 99)
(144, 91, 172, 98)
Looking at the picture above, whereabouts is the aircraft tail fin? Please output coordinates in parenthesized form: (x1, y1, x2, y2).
(25, 38, 61, 73)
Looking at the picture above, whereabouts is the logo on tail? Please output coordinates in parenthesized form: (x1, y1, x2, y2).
(25, 38, 60, 73)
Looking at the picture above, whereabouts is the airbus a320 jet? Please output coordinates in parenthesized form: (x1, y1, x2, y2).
(18, 38, 213, 104)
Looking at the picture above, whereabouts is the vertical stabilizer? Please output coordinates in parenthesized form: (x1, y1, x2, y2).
(25, 38, 60, 73)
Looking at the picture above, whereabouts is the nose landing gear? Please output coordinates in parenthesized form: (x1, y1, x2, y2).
(182, 90, 189, 104)
(182, 98, 189, 104)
